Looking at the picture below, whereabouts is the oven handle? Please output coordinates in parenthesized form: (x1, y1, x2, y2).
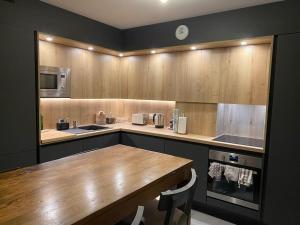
(207, 191, 260, 210)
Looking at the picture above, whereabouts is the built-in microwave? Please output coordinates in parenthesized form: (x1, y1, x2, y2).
(39, 66, 71, 98)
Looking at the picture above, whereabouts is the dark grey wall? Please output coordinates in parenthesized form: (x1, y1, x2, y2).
(122, 1, 300, 50)
(262, 33, 300, 225)
(0, 0, 123, 49)
(0, 0, 122, 172)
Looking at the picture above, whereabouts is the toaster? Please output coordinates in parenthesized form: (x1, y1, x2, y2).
(132, 113, 149, 125)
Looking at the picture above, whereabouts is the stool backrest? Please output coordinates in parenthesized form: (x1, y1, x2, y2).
(158, 169, 199, 225)
(131, 206, 144, 225)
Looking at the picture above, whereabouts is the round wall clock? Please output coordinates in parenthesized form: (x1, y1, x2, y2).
(175, 25, 189, 40)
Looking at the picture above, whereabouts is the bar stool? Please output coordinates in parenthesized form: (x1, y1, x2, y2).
(119, 168, 199, 225)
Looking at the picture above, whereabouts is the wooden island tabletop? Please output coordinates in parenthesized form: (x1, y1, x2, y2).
(0, 145, 192, 225)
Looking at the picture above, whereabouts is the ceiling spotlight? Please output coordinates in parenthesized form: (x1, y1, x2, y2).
(46, 37, 53, 42)
(119, 53, 124, 57)
(241, 41, 248, 46)
(151, 50, 156, 54)
(88, 46, 94, 51)
(160, 0, 168, 3)
(190, 46, 197, 50)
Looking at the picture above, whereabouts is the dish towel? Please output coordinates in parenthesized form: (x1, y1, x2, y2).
(208, 162, 224, 181)
(238, 169, 253, 187)
(224, 165, 240, 182)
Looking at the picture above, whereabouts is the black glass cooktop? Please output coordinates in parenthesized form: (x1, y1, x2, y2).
(213, 135, 264, 148)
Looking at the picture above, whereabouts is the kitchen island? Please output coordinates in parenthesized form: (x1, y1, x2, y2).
(0, 145, 192, 225)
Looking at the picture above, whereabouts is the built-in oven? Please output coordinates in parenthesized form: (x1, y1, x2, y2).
(40, 66, 71, 98)
(207, 149, 263, 211)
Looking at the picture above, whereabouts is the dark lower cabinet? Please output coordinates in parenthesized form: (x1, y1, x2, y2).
(82, 133, 120, 151)
(262, 34, 300, 225)
(206, 197, 261, 225)
(40, 133, 120, 163)
(120, 132, 165, 153)
(40, 140, 83, 163)
(164, 139, 209, 204)
(0, 150, 37, 172)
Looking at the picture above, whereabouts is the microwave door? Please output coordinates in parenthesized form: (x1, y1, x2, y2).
(40, 73, 58, 90)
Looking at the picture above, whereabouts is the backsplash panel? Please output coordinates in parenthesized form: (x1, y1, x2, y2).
(40, 99, 175, 129)
(216, 104, 266, 139)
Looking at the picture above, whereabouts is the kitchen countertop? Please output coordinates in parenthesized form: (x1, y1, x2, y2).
(41, 122, 265, 154)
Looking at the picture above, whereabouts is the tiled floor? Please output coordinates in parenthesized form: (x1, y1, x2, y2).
(191, 210, 235, 225)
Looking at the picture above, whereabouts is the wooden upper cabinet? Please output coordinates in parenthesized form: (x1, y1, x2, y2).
(174, 44, 271, 104)
(122, 44, 271, 104)
(218, 44, 271, 105)
(39, 40, 271, 104)
(123, 54, 176, 100)
(39, 41, 122, 99)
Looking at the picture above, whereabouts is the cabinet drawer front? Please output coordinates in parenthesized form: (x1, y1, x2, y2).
(40, 140, 83, 163)
(121, 132, 165, 153)
(82, 133, 119, 151)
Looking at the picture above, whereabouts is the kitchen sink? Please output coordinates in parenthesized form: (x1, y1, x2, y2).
(63, 125, 110, 135)
(78, 125, 109, 130)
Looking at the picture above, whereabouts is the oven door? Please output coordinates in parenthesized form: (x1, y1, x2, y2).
(40, 66, 71, 98)
(207, 149, 263, 211)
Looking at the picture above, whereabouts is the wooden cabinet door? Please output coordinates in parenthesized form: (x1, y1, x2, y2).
(164, 139, 209, 204)
(123, 54, 176, 100)
(82, 52, 121, 99)
(218, 44, 271, 105)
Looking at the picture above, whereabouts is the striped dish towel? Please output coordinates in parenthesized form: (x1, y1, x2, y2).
(238, 169, 253, 187)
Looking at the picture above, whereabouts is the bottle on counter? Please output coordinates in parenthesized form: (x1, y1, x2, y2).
(172, 108, 180, 133)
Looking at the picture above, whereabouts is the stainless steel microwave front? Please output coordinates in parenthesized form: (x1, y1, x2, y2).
(39, 66, 71, 98)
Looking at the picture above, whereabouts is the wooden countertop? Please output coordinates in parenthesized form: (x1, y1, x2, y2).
(0, 145, 192, 225)
(41, 123, 264, 154)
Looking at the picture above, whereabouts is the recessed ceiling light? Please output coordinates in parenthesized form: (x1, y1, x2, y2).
(160, 0, 168, 4)
(46, 37, 53, 42)
(241, 41, 248, 46)
(190, 46, 197, 50)
(119, 53, 124, 57)
(151, 50, 156, 54)
(88, 46, 94, 51)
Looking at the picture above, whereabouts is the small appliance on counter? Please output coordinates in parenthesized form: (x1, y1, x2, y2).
(177, 116, 187, 134)
(172, 108, 180, 133)
(172, 108, 188, 134)
(153, 113, 165, 128)
(96, 111, 106, 125)
(56, 119, 69, 131)
(106, 112, 116, 124)
(132, 113, 148, 125)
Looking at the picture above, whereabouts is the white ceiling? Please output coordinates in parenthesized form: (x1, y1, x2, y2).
(41, 0, 282, 29)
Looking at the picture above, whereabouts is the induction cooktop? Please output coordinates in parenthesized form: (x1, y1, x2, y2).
(213, 135, 264, 148)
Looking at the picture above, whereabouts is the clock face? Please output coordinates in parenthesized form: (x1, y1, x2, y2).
(175, 25, 189, 40)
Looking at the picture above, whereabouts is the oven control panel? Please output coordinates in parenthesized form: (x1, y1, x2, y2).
(209, 149, 262, 169)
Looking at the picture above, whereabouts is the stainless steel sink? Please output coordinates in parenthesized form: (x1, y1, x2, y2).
(78, 125, 109, 130)
(63, 125, 110, 134)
